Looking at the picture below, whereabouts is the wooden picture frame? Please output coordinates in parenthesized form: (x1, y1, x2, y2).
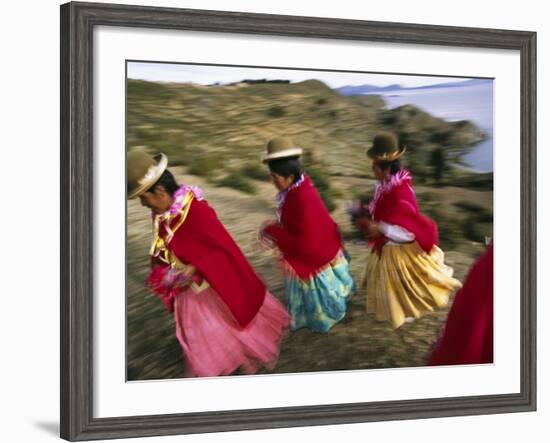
(60, 1, 536, 440)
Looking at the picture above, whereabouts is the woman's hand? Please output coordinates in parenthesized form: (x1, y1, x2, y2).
(259, 219, 279, 239)
(182, 264, 196, 279)
(258, 219, 278, 249)
(367, 221, 383, 239)
(173, 264, 196, 288)
(356, 218, 382, 239)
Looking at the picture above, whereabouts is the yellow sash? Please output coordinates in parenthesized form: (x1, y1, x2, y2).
(149, 191, 194, 267)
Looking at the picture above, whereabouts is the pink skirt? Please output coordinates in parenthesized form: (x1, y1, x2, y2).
(173, 282, 290, 377)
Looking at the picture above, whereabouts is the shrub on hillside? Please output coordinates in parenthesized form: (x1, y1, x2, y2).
(187, 152, 223, 178)
(306, 166, 336, 212)
(217, 173, 257, 194)
(241, 162, 268, 181)
(266, 105, 287, 118)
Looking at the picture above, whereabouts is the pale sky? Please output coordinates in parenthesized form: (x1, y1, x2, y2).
(127, 61, 478, 89)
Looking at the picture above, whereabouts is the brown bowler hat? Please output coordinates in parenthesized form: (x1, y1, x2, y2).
(366, 132, 406, 161)
(262, 137, 303, 163)
(127, 150, 168, 199)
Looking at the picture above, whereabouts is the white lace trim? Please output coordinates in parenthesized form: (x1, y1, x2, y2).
(276, 174, 305, 220)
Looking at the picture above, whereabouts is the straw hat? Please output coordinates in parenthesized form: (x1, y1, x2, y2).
(127, 150, 168, 199)
(262, 137, 303, 163)
(366, 132, 406, 161)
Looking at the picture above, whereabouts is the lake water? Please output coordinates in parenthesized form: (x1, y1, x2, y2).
(373, 81, 494, 172)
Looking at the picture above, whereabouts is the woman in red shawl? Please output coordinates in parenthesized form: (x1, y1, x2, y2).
(259, 137, 355, 332)
(356, 132, 461, 329)
(429, 241, 493, 365)
(128, 150, 290, 377)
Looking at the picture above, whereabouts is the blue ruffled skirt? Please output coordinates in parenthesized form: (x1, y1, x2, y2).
(284, 250, 355, 333)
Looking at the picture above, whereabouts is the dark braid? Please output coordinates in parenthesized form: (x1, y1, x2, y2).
(148, 169, 180, 196)
(266, 157, 302, 184)
(376, 159, 401, 175)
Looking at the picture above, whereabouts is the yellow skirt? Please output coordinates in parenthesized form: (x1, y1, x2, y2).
(363, 241, 462, 329)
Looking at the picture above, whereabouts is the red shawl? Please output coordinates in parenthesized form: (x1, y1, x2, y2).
(369, 170, 438, 255)
(429, 243, 494, 365)
(262, 175, 342, 279)
(153, 199, 266, 327)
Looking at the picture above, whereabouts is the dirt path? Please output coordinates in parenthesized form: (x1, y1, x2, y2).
(127, 170, 475, 380)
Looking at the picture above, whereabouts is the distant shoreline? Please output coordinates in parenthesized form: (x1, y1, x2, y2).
(374, 83, 494, 173)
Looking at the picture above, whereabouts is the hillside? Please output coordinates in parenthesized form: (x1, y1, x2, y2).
(127, 79, 486, 180)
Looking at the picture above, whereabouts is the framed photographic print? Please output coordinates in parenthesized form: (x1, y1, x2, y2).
(60, 1, 536, 441)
